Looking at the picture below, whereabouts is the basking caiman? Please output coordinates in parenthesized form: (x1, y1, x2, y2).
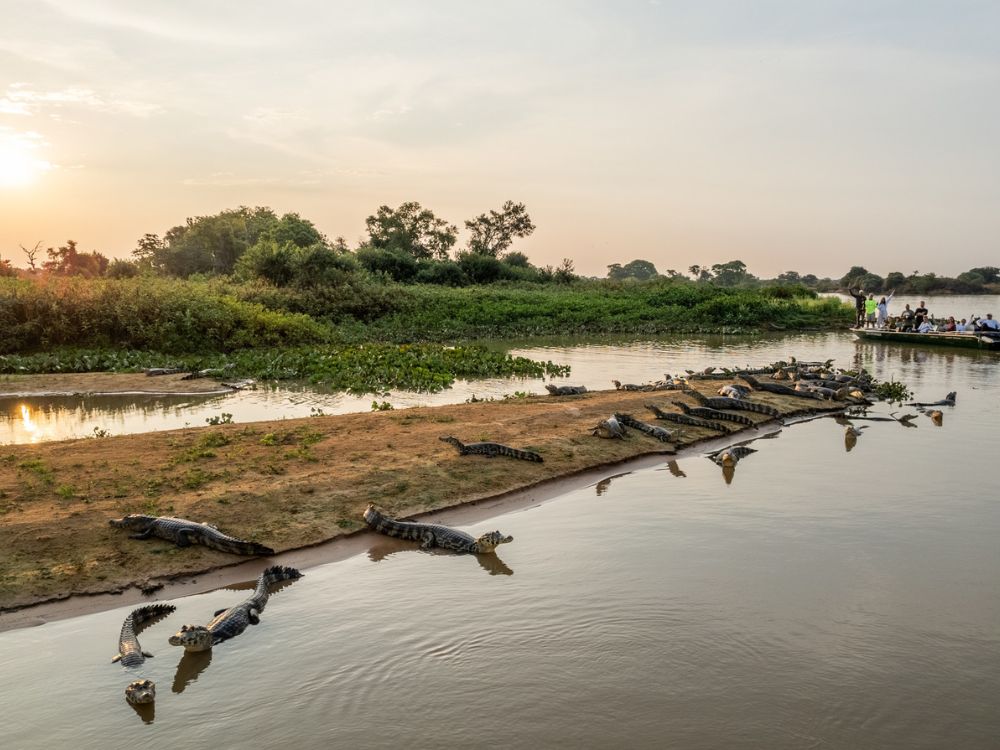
(671, 401, 757, 428)
(112, 603, 176, 667)
(739, 374, 825, 400)
(545, 384, 587, 396)
(168, 565, 303, 652)
(439, 436, 542, 462)
(645, 404, 730, 432)
(592, 415, 627, 439)
(685, 389, 781, 417)
(364, 504, 513, 553)
(613, 413, 674, 443)
(109, 515, 274, 556)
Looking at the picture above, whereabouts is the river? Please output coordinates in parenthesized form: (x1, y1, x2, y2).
(1, 325, 998, 748)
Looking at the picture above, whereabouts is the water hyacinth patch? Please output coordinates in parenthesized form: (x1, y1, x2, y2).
(0, 344, 570, 395)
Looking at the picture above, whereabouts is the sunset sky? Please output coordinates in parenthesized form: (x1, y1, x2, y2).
(1, 1, 997, 278)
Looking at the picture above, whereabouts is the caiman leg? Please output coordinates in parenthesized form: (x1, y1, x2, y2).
(129, 527, 154, 540)
(175, 530, 194, 547)
(248, 609, 261, 625)
(420, 532, 436, 550)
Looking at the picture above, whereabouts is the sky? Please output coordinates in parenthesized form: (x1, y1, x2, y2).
(0, 0, 997, 278)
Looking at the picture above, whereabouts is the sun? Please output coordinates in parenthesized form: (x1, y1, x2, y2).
(0, 131, 52, 188)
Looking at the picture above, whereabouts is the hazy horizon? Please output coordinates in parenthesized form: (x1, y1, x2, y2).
(1, 1, 997, 278)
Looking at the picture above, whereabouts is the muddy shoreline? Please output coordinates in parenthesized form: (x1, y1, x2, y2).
(0, 378, 842, 630)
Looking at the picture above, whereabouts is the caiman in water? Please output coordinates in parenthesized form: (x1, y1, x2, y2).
(364, 504, 513, 554)
(109, 515, 274, 556)
(168, 565, 303, 652)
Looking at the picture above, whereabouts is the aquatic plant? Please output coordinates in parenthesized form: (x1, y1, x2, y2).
(871, 379, 913, 403)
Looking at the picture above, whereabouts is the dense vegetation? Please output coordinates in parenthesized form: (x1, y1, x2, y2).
(0, 275, 851, 357)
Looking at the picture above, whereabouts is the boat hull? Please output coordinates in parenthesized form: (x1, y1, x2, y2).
(851, 328, 1000, 350)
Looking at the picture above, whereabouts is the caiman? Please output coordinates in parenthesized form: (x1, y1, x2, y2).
(545, 384, 588, 396)
(671, 401, 757, 428)
(112, 603, 176, 667)
(613, 413, 674, 443)
(906, 392, 956, 407)
(592, 415, 627, 439)
(644, 404, 730, 433)
(168, 565, 303, 652)
(685, 389, 781, 417)
(125, 678, 157, 705)
(109, 515, 274, 556)
(364, 504, 513, 554)
(707, 446, 757, 467)
(739, 374, 825, 401)
(439, 436, 542, 462)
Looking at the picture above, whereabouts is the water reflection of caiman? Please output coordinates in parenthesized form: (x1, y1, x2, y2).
(109, 514, 275, 556)
(168, 565, 303, 652)
(364, 504, 513, 554)
(367, 539, 513, 576)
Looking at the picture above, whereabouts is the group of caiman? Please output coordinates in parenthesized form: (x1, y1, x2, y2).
(105, 355, 884, 707)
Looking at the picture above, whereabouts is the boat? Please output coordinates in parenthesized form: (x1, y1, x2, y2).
(851, 327, 1000, 351)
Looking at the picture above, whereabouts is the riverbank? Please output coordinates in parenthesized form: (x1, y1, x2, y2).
(0, 383, 844, 621)
(0, 372, 234, 397)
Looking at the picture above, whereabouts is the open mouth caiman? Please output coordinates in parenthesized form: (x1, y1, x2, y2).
(168, 565, 303, 652)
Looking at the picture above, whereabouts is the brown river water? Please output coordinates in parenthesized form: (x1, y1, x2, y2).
(1, 325, 999, 748)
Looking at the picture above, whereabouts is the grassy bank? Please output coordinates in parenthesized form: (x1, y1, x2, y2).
(0, 277, 854, 356)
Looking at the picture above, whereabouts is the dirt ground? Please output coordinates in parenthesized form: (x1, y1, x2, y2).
(0, 376, 842, 616)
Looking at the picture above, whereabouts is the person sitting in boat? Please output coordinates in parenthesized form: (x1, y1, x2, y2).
(977, 313, 1000, 332)
(956, 318, 968, 332)
(864, 294, 878, 328)
(943, 316, 957, 332)
(899, 304, 915, 332)
(917, 320, 933, 333)
(875, 291, 894, 328)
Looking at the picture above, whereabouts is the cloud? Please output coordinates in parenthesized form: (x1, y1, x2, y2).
(0, 83, 162, 118)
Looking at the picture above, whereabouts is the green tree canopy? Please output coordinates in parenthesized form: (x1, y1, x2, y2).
(607, 259, 659, 281)
(710, 260, 754, 286)
(153, 206, 281, 277)
(42, 240, 109, 277)
(464, 200, 535, 258)
(365, 202, 457, 260)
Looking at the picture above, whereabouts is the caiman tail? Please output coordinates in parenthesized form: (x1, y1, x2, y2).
(249, 565, 303, 612)
(122, 603, 176, 634)
(363, 504, 422, 542)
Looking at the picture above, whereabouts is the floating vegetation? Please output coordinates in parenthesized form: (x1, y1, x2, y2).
(871, 378, 913, 403)
(0, 344, 570, 395)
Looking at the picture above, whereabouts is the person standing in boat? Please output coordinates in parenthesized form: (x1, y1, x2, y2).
(848, 287, 866, 327)
(864, 294, 878, 328)
(914, 301, 929, 328)
(875, 290, 895, 328)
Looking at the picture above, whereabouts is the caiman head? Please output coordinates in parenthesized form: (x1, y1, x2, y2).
(125, 679, 156, 704)
(169, 624, 213, 652)
(109, 514, 154, 529)
(475, 531, 513, 553)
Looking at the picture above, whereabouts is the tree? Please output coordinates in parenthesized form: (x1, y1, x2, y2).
(365, 202, 457, 260)
(0, 256, 15, 277)
(710, 260, 754, 286)
(840, 266, 870, 289)
(159, 206, 280, 276)
(885, 271, 906, 290)
(607, 259, 658, 281)
(689, 264, 713, 282)
(464, 200, 535, 258)
(776, 271, 801, 284)
(42, 240, 109, 277)
(20, 241, 41, 271)
(262, 212, 326, 248)
(966, 266, 999, 284)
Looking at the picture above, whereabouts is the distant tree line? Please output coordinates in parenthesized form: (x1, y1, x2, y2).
(605, 259, 1000, 294)
(3, 201, 578, 288)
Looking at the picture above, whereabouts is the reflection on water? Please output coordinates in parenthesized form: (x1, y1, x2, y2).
(172, 650, 212, 695)
(594, 471, 631, 496)
(367, 539, 514, 576)
(126, 700, 154, 725)
(665, 460, 686, 478)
